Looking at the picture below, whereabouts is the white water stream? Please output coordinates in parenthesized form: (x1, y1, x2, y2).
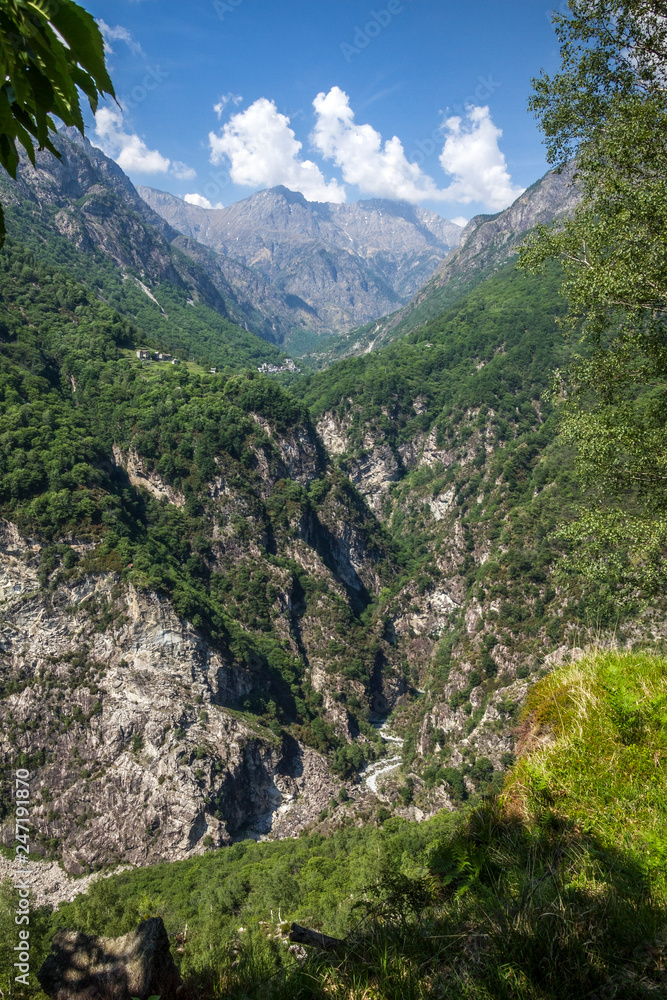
(363, 720, 404, 794)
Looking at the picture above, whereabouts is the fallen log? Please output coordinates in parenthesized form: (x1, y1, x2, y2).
(289, 923, 344, 951)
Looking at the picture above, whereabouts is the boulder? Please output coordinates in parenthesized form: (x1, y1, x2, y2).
(37, 916, 183, 1000)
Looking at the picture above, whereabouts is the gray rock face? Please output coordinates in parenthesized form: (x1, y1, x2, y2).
(38, 917, 182, 1000)
(4, 132, 213, 301)
(0, 392, 394, 870)
(0, 518, 343, 871)
(344, 164, 581, 351)
(139, 185, 463, 337)
(426, 163, 580, 291)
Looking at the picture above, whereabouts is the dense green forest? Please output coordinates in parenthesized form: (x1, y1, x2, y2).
(297, 263, 568, 437)
(0, 235, 393, 766)
(0, 227, 640, 835)
(0, 198, 285, 372)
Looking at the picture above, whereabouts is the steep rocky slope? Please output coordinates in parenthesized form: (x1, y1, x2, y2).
(311, 164, 581, 365)
(0, 406, 396, 870)
(0, 520, 340, 870)
(0, 241, 410, 868)
(0, 131, 322, 349)
(140, 185, 462, 339)
(1, 150, 655, 874)
(390, 162, 581, 333)
(295, 258, 667, 814)
(0, 229, 630, 871)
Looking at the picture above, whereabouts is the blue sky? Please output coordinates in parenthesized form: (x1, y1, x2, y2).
(84, 0, 567, 222)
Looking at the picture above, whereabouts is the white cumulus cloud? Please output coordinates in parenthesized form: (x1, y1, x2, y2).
(172, 161, 197, 181)
(94, 108, 196, 180)
(97, 19, 144, 56)
(95, 108, 169, 173)
(208, 98, 346, 203)
(439, 106, 524, 211)
(213, 93, 243, 119)
(184, 193, 224, 209)
(311, 86, 447, 204)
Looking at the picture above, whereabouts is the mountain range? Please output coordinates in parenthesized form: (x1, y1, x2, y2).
(139, 184, 463, 344)
(308, 163, 582, 365)
(0, 130, 635, 882)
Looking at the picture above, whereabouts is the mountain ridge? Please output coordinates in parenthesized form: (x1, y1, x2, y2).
(139, 184, 463, 340)
(306, 163, 581, 366)
(0, 129, 330, 351)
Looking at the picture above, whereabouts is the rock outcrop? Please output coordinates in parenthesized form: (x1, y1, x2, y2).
(0, 520, 344, 870)
(38, 917, 182, 1000)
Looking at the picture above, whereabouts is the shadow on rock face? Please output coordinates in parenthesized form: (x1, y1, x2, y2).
(277, 732, 304, 778)
(38, 916, 183, 1000)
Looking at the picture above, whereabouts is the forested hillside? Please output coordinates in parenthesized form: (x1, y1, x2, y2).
(1, 1, 666, 999)
(306, 163, 581, 367)
(2, 222, 650, 875)
(0, 231, 412, 866)
(0, 132, 313, 353)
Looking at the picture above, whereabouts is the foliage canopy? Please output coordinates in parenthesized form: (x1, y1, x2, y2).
(520, 0, 667, 593)
(0, 0, 114, 241)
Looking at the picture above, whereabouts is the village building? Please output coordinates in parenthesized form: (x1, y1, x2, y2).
(257, 358, 301, 375)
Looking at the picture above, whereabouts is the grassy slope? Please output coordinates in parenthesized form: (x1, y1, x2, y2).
(510, 649, 667, 878)
(3, 650, 665, 999)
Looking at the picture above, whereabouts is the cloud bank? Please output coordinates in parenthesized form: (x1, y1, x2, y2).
(208, 98, 345, 203)
(94, 108, 196, 179)
(208, 88, 523, 212)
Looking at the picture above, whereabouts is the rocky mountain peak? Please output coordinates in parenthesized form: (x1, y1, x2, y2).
(139, 184, 463, 337)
